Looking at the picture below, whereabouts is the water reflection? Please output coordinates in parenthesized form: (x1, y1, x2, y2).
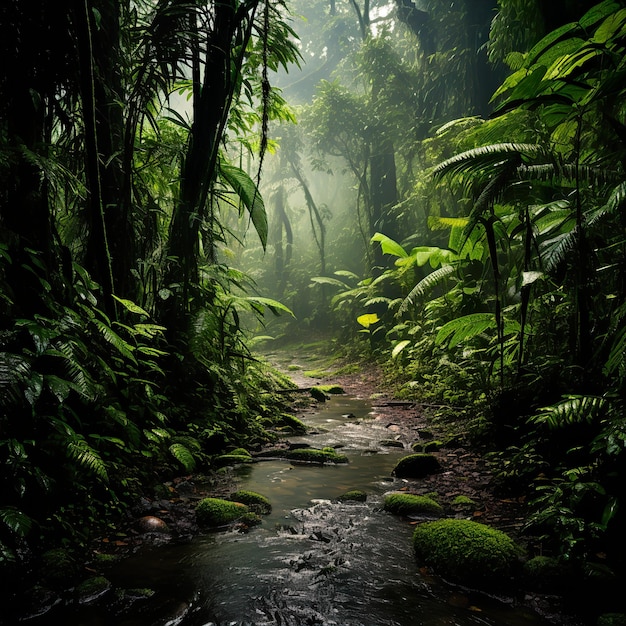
(29, 395, 549, 626)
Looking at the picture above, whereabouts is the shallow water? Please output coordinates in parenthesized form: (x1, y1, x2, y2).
(28, 395, 549, 625)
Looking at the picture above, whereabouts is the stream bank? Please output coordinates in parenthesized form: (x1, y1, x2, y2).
(6, 348, 589, 625)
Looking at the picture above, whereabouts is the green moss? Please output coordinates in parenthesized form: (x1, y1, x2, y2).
(76, 576, 112, 604)
(384, 493, 443, 517)
(214, 454, 254, 467)
(452, 495, 477, 508)
(276, 413, 308, 434)
(412, 519, 522, 589)
(315, 384, 344, 394)
(287, 364, 302, 371)
(338, 490, 367, 502)
(392, 453, 441, 478)
(230, 490, 272, 514)
(423, 440, 444, 452)
(41, 548, 79, 588)
(196, 498, 249, 526)
(598, 614, 626, 626)
(229, 447, 251, 457)
(239, 512, 263, 527)
(522, 555, 573, 592)
(284, 447, 348, 464)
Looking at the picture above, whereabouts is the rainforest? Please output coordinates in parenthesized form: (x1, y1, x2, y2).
(2, 1, 626, 624)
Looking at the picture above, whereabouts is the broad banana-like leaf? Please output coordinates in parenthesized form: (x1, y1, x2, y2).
(219, 162, 268, 250)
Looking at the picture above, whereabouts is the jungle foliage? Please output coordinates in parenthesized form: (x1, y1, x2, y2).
(0, 0, 300, 577)
(241, 0, 626, 575)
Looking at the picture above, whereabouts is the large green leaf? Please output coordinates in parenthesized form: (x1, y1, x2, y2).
(371, 232, 408, 258)
(219, 162, 268, 250)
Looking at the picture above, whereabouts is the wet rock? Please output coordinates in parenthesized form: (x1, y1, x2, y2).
(337, 489, 367, 502)
(76, 575, 112, 604)
(412, 519, 522, 590)
(196, 497, 248, 526)
(392, 453, 441, 478)
(18, 585, 61, 619)
(379, 438, 404, 448)
(383, 492, 443, 517)
(136, 515, 170, 534)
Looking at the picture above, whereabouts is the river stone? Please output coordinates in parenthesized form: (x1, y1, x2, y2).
(383, 492, 443, 517)
(413, 519, 522, 589)
(379, 439, 404, 448)
(136, 515, 169, 534)
(76, 576, 112, 605)
(392, 453, 441, 478)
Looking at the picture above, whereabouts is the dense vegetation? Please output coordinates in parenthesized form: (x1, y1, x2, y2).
(2, 0, 626, 605)
(0, 0, 300, 582)
(245, 0, 626, 580)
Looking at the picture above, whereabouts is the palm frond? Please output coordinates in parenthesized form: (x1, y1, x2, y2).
(540, 228, 579, 272)
(398, 265, 457, 315)
(433, 143, 546, 180)
(530, 395, 607, 429)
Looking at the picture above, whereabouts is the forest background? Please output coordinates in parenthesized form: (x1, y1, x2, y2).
(2, 0, 626, 596)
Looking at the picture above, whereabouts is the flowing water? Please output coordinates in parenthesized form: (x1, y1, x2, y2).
(27, 395, 550, 626)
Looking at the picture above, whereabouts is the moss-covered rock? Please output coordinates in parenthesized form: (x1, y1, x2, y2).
(276, 413, 308, 434)
(229, 447, 252, 457)
(379, 439, 404, 448)
(384, 493, 443, 517)
(338, 490, 367, 502)
(598, 614, 626, 626)
(214, 453, 254, 468)
(284, 447, 348, 464)
(196, 498, 248, 526)
(522, 555, 574, 593)
(76, 576, 112, 605)
(412, 519, 522, 589)
(40, 548, 79, 589)
(392, 453, 441, 478)
(230, 490, 272, 515)
(423, 440, 444, 452)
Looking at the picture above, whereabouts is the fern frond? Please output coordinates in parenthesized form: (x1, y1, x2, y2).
(398, 265, 457, 315)
(530, 395, 607, 429)
(66, 438, 109, 482)
(169, 443, 197, 472)
(0, 507, 33, 538)
(0, 353, 31, 406)
(94, 320, 137, 363)
(435, 313, 496, 347)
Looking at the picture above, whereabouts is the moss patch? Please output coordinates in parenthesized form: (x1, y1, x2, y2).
(276, 413, 308, 434)
(214, 454, 254, 468)
(284, 447, 348, 464)
(384, 493, 443, 517)
(392, 453, 441, 478)
(338, 490, 367, 502)
(412, 519, 522, 589)
(230, 490, 272, 515)
(196, 498, 248, 526)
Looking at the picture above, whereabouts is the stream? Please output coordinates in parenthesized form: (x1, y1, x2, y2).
(27, 394, 551, 626)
